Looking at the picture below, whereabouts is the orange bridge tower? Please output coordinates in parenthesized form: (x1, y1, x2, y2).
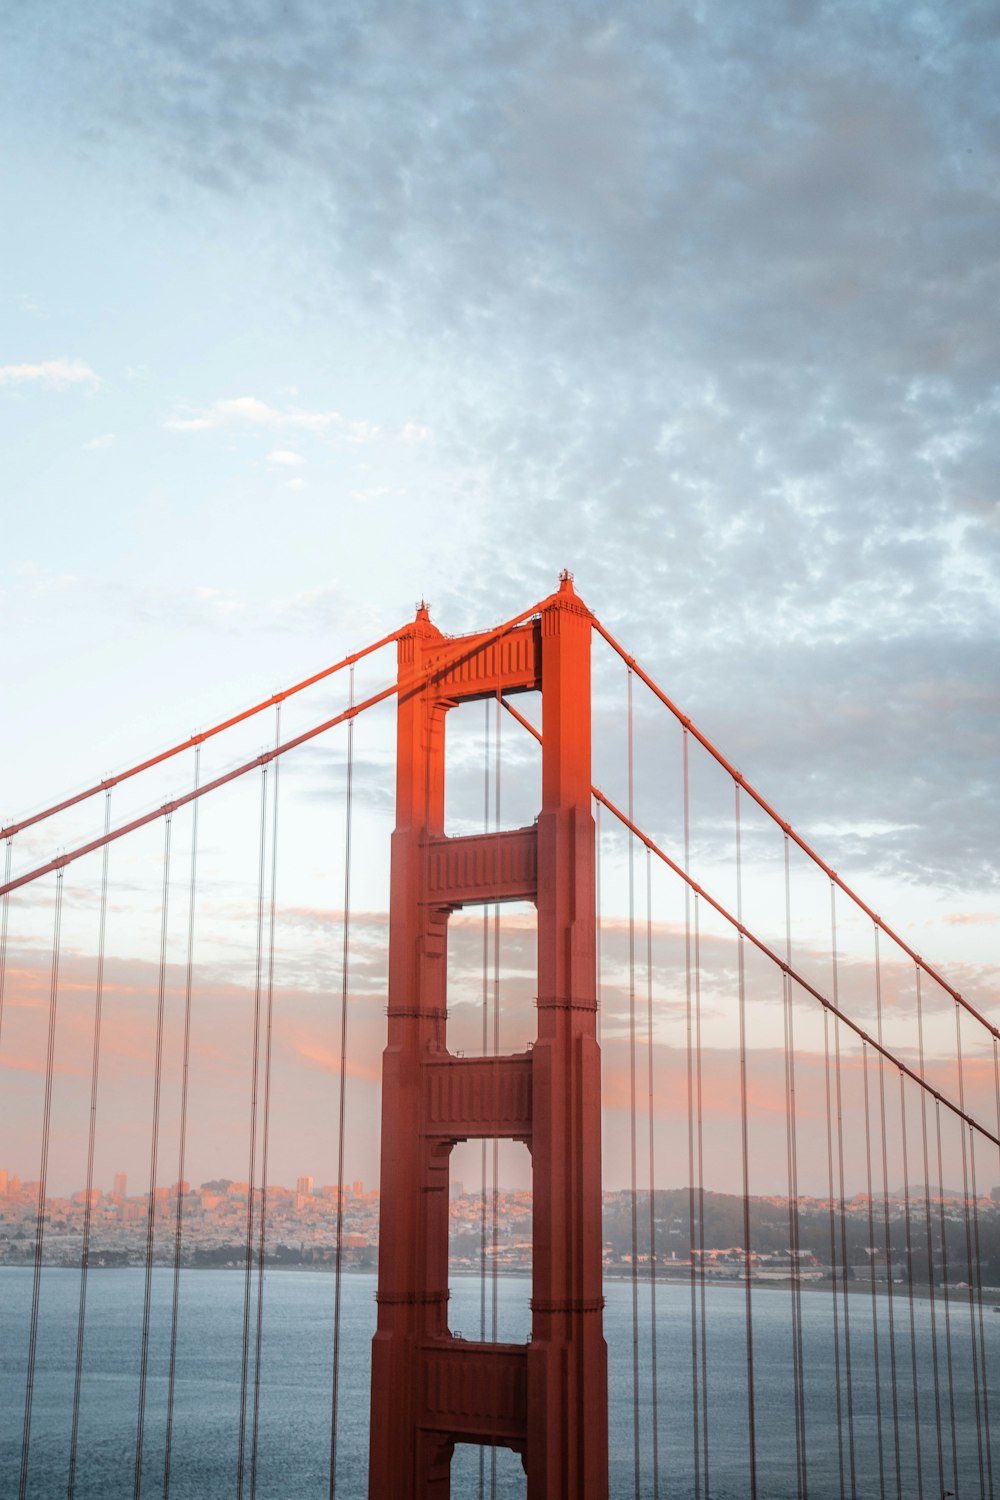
(368, 573, 608, 1498)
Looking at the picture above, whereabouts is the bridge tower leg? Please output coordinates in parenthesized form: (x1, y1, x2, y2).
(368, 573, 608, 1499)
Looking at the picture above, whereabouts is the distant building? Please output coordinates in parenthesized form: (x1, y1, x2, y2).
(113, 1171, 127, 1199)
(296, 1175, 314, 1197)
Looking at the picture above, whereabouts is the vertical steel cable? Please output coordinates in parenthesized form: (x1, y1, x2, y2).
(596, 799, 602, 1047)
(645, 847, 660, 1499)
(954, 1003, 987, 1499)
(830, 887, 857, 1500)
(0, 838, 11, 1053)
(822, 1008, 847, 1500)
(860, 1040, 886, 1500)
(916, 969, 946, 1498)
(683, 729, 702, 1500)
(252, 709, 281, 1499)
(782, 835, 807, 1497)
(236, 771, 269, 1500)
(734, 784, 757, 1499)
(133, 818, 172, 1500)
(873, 930, 902, 1500)
(693, 890, 710, 1495)
(330, 685, 354, 1500)
(897, 1069, 923, 1500)
(68, 793, 112, 1499)
(18, 870, 63, 1500)
(967, 1130, 993, 1497)
(490, 688, 502, 1500)
(479, 700, 490, 1500)
(626, 668, 641, 1500)
(934, 1100, 960, 1492)
(163, 753, 200, 1500)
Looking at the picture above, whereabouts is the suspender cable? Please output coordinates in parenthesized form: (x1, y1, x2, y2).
(783, 835, 807, 1497)
(133, 818, 172, 1500)
(17, 870, 63, 1500)
(916, 969, 946, 1498)
(831, 887, 857, 1500)
(897, 1069, 923, 1500)
(967, 1129, 993, 1495)
(734, 784, 758, 1499)
(873, 930, 902, 1499)
(0, 628, 403, 843)
(955, 1003, 987, 1499)
(237, 770, 269, 1500)
(860, 1040, 887, 1499)
(645, 847, 660, 1500)
(626, 669, 641, 1500)
(823, 1008, 847, 1500)
(693, 889, 710, 1495)
(0, 839, 11, 1054)
(2, 683, 399, 901)
(934, 1099, 960, 1493)
(164, 753, 200, 1500)
(3, 600, 555, 896)
(479, 700, 490, 1500)
(67, 793, 112, 1500)
(490, 686, 502, 1500)
(330, 682, 354, 1500)
(591, 619, 993, 1039)
(251, 710, 281, 1499)
(596, 799, 602, 1048)
(501, 700, 997, 1148)
(683, 729, 702, 1500)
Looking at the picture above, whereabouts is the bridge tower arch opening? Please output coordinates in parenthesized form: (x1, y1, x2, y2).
(368, 573, 609, 1499)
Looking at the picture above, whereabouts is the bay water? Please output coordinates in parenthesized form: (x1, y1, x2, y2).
(1, 1267, 996, 1497)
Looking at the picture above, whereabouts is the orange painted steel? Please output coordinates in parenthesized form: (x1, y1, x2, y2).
(369, 574, 608, 1499)
(0, 628, 404, 844)
(500, 693, 1000, 1151)
(592, 618, 995, 1039)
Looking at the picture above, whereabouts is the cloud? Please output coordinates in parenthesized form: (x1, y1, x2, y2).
(267, 448, 304, 465)
(165, 395, 379, 441)
(84, 432, 115, 450)
(0, 357, 100, 389)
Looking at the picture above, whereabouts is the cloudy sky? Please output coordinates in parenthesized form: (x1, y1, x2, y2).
(1, 2, 997, 1196)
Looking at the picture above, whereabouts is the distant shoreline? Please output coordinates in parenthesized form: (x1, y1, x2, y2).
(4, 1263, 1000, 1307)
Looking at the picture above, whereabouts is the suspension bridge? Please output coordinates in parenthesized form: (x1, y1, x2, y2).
(1, 573, 997, 1498)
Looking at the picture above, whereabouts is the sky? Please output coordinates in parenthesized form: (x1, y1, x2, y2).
(1, 2, 998, 1199)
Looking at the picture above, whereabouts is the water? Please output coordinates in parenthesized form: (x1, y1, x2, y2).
(1, 1267, 997, 1497)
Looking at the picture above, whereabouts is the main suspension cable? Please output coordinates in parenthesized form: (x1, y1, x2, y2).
(0, 628, 403, 843)
(499, 696, 999, 1145)
(591, 619, 994, 1040)
(1, 683, 399, 900)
